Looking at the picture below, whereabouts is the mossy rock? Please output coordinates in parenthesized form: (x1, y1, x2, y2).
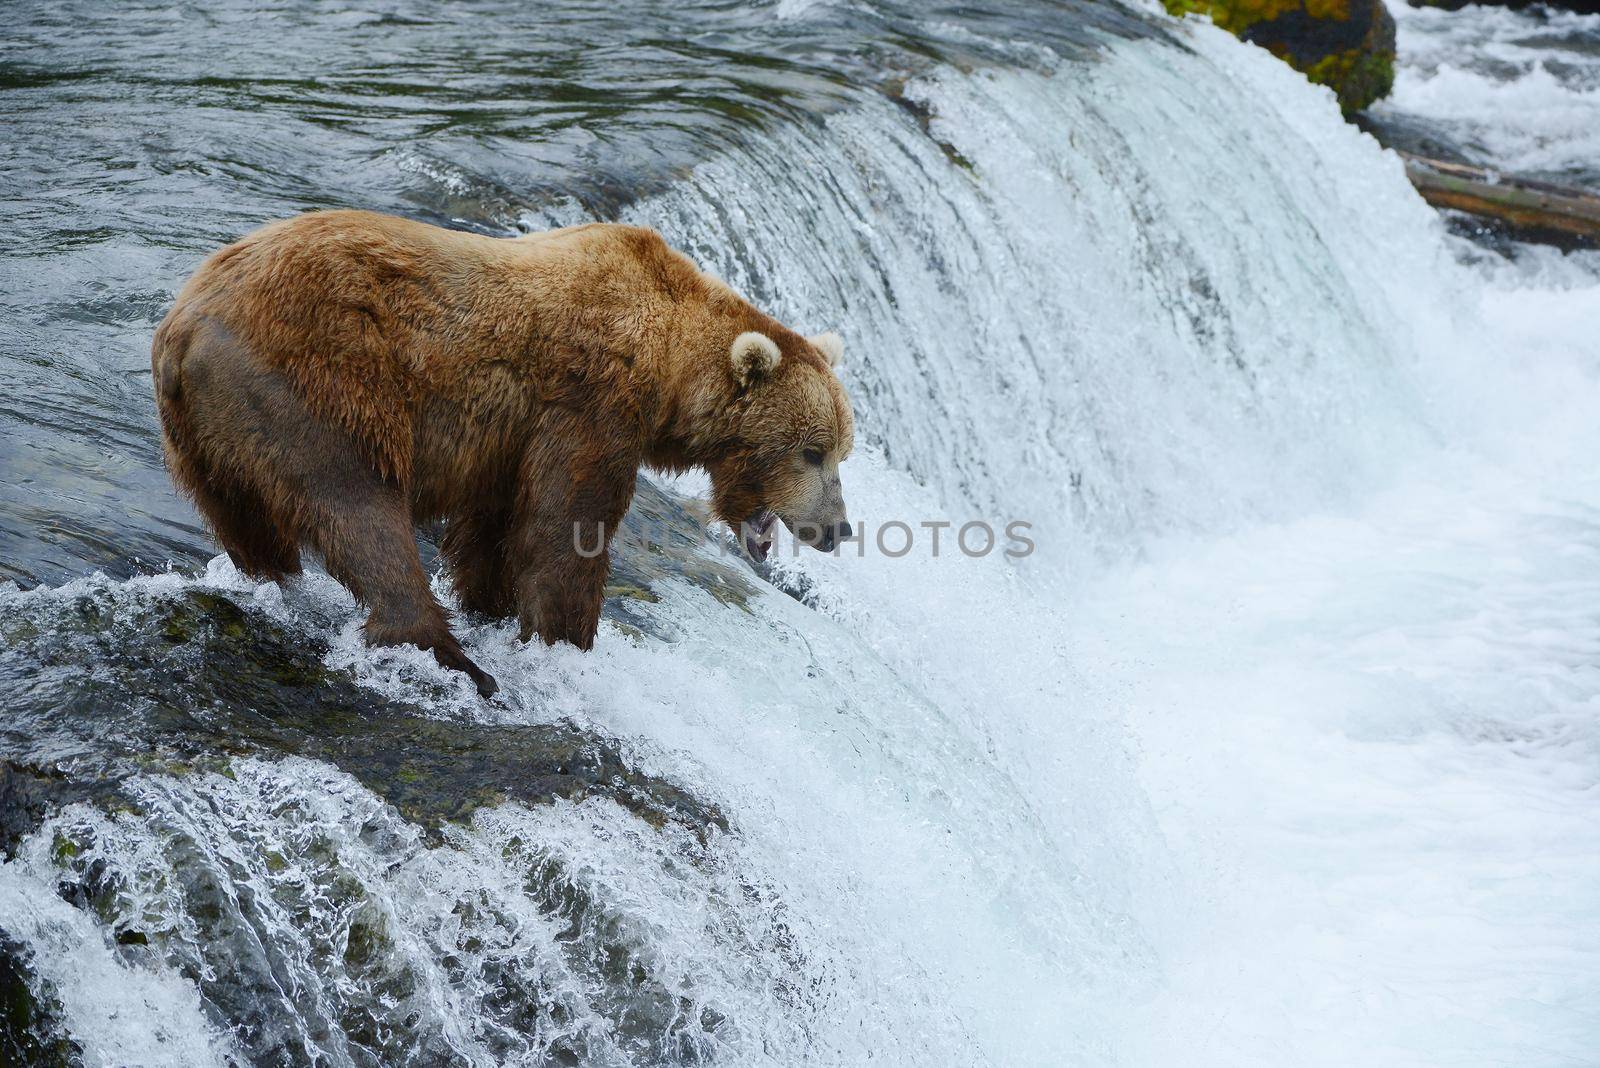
(607, 476, 756, 614)
(1, 587, 726, 852)
(0, 476, 752, 856)
(0, 575, 741, 1062)
(1163, 0, 1396, 113)
(0, 933, 80, 1068)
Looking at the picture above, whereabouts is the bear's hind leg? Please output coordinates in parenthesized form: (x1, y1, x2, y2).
(441, 505, 515, 618)
(175, 325, 496, 698)
(187, 471, 302, 583)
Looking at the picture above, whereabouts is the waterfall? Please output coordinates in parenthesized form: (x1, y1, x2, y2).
(4, 8, 1599, 1067)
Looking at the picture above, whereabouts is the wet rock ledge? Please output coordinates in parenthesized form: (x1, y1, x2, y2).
(0, 476, 769, 1063)
(1, 477, 743, 859)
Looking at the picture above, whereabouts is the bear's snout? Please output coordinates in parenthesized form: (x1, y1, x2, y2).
(789, 516, 851, 553)
(815, 519, 852, 553)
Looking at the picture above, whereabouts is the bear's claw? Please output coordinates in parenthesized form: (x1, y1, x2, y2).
(470, 668, 499, 699)
(432, 644, 499, 698)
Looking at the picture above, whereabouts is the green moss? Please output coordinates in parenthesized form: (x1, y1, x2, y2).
(0, 618, 39, 644)
(48, 831, 81, 866)
(1160, 0, 1329, 35)
(604, 584, 661, 604)
(1161, 0, 1395, 113)
(610, 621, 646, 643)
(1307, 48, 1395, 114)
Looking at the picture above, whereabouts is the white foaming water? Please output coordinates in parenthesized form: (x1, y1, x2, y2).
(0, 858, 240, 1067)
(1379, 0, 1600, 185)
(7, 17, 1600, 1067)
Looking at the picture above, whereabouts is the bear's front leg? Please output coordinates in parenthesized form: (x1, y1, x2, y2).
(514, 533, 611, 648)
(509, 423, 638, 649)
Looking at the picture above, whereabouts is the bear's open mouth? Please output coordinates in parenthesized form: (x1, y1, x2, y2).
(741, 509, 777, 561)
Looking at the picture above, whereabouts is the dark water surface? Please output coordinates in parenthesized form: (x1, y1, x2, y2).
(0, 0, 1156, 588)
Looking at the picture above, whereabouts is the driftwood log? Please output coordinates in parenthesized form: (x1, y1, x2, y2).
(1399, 151, 1600, 249)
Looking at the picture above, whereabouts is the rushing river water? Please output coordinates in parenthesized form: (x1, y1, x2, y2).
(4, 1, 1600, 1065)
(1377, 0, 1600, 192)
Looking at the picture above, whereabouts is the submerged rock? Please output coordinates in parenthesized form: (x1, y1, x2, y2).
(1163, 0, 1397, 114)
(0, 475, 796, 1062)
(0, 480, 741, 853)
(1, 583, 728, 848)
(0, 933, 80, 1068)
(606, 476, 757, 616)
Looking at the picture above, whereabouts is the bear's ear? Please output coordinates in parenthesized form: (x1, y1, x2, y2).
(809, 332, 844, 369)
(730, 331, 781, 388)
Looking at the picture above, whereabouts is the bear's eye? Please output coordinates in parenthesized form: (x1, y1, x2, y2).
(802, 447, 824, 467)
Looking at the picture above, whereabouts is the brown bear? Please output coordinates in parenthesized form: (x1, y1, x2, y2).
(151, 210, 854, 697)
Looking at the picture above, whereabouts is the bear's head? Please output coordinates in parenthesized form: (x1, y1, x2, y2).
(707, 329, 854, 561)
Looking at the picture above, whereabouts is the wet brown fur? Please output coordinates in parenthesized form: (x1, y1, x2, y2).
(152, 210, 852, 696)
